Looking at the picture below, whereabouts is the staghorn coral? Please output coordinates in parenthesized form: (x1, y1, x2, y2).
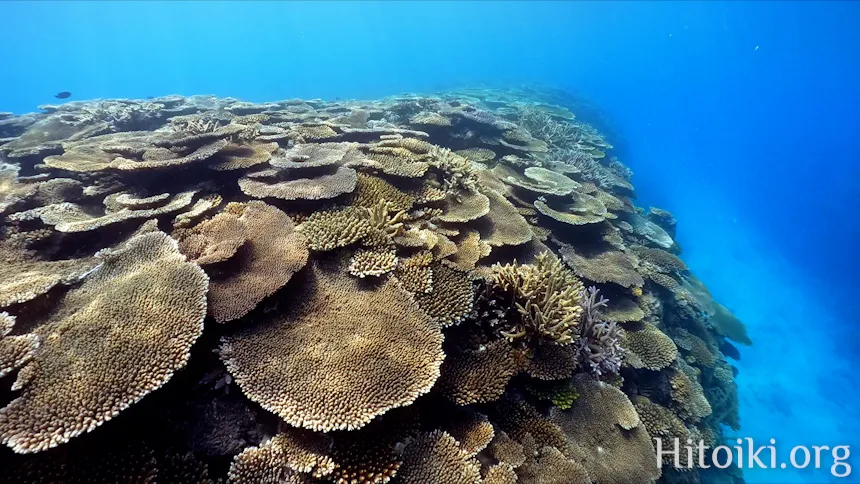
(392, 431, 481, 484)
(490, 252, 585, 346)
(363, 200, 408, 248)
(438, 340, 521, 405)
(220, 257, 444, 432)
(621, 323, 678, 371)
(0, 231, 208, 453)
(427, 145, 480, 193)
(207, 202, 308, 323)
(412, 262, 474, 326)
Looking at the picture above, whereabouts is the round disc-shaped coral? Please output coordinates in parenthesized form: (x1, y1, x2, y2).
(0, 231, 209, 453)
(221, 257, 444, 432)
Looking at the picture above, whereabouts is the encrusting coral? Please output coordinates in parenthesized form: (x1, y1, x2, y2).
(0, 89, 747, 484)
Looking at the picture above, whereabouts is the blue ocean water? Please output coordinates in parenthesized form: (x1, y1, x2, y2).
(1, 1, 858, 482)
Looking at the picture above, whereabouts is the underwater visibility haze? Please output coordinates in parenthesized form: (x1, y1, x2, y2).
(0, 1, 858, 483)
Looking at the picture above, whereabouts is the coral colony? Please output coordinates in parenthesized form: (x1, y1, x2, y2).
(0, 88, 751, 483)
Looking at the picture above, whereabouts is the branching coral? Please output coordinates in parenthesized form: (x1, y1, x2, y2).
(575, 286, 624, 376)
(489, 252, 584, 346)
(427, 146, 480, 193)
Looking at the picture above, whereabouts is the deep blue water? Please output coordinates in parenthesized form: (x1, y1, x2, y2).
(2, 1, 858, 482)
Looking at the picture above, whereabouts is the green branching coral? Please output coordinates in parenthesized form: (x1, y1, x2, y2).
(525, 379, 579, 410)
(489, 252, 584, 346)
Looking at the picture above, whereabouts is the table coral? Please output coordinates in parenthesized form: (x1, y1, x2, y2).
(0, 231, 208, 453)
(220, 257, 444, 432)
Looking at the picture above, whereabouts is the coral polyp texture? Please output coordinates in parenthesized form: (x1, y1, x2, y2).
(0, 88, 749, 483)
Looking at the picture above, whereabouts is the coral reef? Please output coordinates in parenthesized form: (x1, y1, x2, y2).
(0, 89, 746, 484)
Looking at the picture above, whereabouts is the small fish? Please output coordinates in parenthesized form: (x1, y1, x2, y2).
(54, 91, 71, 99)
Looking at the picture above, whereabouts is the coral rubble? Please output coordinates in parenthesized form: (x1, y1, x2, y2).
(0, 88, 749, 483)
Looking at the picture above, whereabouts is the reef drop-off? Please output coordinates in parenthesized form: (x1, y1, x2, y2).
(0, 88, 749, 483)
